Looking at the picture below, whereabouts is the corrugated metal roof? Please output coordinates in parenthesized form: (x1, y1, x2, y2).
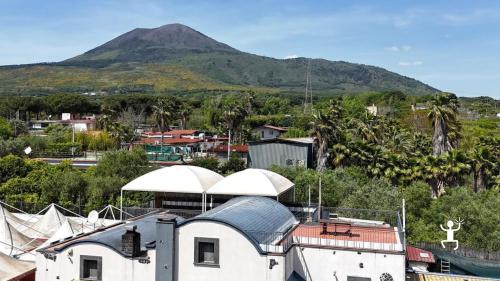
(47, 214, 181, 257)
(407, 246, 435, 263)
(182, 196, 298, 252)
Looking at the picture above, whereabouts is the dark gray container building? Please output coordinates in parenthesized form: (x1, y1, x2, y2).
(248, 138, 315, 169)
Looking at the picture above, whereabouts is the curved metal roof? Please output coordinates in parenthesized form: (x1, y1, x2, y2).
(46, 214, 182, 257)
(180, 196, 298, 253)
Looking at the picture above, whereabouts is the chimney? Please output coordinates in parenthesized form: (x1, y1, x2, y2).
(122, 225, 141, 257)
(156, 216, 177, 281)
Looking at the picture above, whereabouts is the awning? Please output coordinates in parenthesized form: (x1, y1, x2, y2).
(206, 169, 294, 197)
(122, 165, 224, 194)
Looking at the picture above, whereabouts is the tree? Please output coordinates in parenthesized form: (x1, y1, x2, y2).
(0, 117, 12, 140)
(152, 97, 179, 153)
(178, 102, 193, 130)
(469, 137, 499, 192)
(428, 93, 460, 156)
(0, 155, 30, 184)
(311, 99, 344, 171)
(220, 154, 246, 175)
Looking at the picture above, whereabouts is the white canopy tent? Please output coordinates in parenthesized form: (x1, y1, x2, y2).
(120, 165, 224, 218)
(0, 217, 41, 257)
(21, 204, 67, 239)
(206, 168, 295, 198)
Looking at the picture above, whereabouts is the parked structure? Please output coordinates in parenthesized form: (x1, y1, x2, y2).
(248, 138, 314, 169)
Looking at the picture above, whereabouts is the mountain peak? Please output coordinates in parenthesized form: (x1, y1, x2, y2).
(66, 23, 238, 63)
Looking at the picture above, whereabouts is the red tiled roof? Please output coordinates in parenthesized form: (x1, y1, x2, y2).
(137, 138, 201, 145)
(142, 130, 198, 136)
(406, 246, 435, 263)
(166, 129, 198, 135)
(292, 224, 398, 244)
(211, 144, 248, 153)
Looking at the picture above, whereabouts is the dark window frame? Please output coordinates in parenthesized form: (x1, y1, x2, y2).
(80, 255, 102, 281)
(347, 277, 371, 281)
(194, 237, 219, 267)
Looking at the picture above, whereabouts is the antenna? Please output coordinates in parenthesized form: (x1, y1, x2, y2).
(303, 59, 313, 114)
(87, 210, 99, 224)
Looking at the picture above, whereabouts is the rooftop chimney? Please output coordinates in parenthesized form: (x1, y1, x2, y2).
(122, 225, 141, 257)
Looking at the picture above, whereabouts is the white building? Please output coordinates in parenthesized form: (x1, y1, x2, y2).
(36, 196, 405, 281)
(252, 125, 287, 140)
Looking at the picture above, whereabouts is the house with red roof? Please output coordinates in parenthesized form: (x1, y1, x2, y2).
(406, 245, 435, 272)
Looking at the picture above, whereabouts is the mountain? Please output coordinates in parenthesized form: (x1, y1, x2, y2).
(0, 23, 439, 95)
(66, 24, 239, 63)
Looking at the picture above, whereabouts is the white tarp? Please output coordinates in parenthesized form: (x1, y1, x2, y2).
(207, 168, 294, 197)
(0, 252, 35, 281)
(0, 217, 40, 257)
(38, 220, 78, 249)
(27, 204, 66, 238)
(122, 165, 224, 194)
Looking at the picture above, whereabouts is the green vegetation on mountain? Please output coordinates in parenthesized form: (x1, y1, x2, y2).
(0, 23, 438, 95)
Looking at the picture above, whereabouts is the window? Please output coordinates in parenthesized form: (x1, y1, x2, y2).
(194, 237, 219, 266)
(80, 255, 102, 281)
(380, 273, 394, 281)
(347, 277, 371, 281)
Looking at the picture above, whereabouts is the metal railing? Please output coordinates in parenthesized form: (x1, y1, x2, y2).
(284, 224, 404, 253)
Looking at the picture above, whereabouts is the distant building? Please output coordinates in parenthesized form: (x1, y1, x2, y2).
(248, 138, 314, 169)
(411, 104, 428, 111)
(252, 125, 287, 140)
(367, 104, 378, 116)
(406, 246, 435, 272)
(30, 114, 96, 132)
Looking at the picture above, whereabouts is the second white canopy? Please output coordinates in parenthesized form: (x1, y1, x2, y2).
(206, 168, 294, 197)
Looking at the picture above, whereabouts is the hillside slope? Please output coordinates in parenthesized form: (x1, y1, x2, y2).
(0, 23, 439, 95)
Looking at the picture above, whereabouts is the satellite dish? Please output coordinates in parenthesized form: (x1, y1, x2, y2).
(24, 146, 32, 155)
(87, 210, 99, 224)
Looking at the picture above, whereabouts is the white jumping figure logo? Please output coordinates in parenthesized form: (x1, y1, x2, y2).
(440, 218, 463, 250)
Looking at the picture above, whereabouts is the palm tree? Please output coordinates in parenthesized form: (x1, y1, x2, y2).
(152, 97, 179, 153)
(221, 103, 247, 158)
(469, 138, 499, 192)
(427, 93, 460, 156)
(178, 102, 192, 130)
(311, 99, 344, 171)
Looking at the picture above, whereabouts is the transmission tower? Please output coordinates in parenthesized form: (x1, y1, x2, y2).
(303, 59, 313, 114)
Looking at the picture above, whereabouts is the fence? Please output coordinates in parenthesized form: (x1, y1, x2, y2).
(414, 242, 500, 261)
(285, 224, 404, 252)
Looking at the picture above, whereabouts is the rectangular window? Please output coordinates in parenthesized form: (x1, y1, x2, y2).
(194, 237, 219, 266)
(347, 277, 371, 281)
(80, 255, 102, 281)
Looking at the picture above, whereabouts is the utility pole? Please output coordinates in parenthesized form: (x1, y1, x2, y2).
(227, 129, 231, 160)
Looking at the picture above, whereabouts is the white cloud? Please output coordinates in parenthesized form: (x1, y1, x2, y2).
(385, 45, 411, 52)
(399, 61, 423, 66)
(284, 54, 299, 59)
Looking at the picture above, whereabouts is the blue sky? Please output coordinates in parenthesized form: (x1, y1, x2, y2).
(1, 0, 499, 98)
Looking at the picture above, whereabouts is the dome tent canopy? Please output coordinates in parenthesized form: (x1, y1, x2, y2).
(121, 165, 224, 194)
(206, 169, 294, 197)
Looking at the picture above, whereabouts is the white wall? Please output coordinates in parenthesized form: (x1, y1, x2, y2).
(35, 244, 156, 281)
(176, 221, 285, 281)
(286, 246, 405, 281)
(253, 128, 281, 140)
